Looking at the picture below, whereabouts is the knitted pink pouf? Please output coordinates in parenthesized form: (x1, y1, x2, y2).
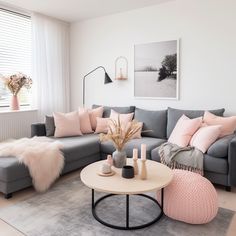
(157, 169, 218, 224)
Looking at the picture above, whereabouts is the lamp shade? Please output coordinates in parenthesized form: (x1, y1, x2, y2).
(83, 66, 112, 107)
(104, 72, 113, 84)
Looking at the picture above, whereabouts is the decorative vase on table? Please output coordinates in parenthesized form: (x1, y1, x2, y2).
(112, 149, 127, 168)
(99, 115, 141, 169)
(10, 95, 20, 110)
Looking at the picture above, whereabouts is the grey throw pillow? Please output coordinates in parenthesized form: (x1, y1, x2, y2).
(207, 134, 235, 158)
(45, 115, 55, 136)
(134, 108, 167, 139)
(92, 104, 135, 118)
(166, 107, 225, 138)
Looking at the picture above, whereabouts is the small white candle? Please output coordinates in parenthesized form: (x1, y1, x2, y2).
(141, 144, 146, 160)
(133, 148, 138, 159)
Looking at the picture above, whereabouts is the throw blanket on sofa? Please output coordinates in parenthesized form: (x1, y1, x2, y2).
(0, 137, 64, 192)
(158, 142, 204, 175)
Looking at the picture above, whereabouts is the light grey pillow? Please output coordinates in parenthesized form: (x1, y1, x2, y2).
(134, 108, 167, 139)
(92, 104, 135, 118)
(45, 115, 55, 137)
(166, 107, 225, 138)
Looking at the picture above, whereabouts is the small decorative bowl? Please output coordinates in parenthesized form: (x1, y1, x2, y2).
(122, 165, 134, 179)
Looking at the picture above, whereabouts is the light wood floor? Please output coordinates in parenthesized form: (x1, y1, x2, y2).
(0, 170, 235, 236)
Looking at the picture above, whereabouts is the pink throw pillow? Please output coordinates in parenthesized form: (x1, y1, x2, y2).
(203, 111, 236, 137)
(95, 117, 110, 134)
(54, 111, 82, 138)
(90, 107, 104, 131)
(78, 108, 93, 134)
(190, 125, 222, 153)
(168, 115, 202, 147)
(110, 109, 134, 124)
(79, 107, 104, 131)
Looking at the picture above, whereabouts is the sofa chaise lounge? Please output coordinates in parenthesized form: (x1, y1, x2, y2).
(0, 105, 235, 198)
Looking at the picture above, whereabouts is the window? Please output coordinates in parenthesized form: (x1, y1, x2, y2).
(0, 8, 32, 108)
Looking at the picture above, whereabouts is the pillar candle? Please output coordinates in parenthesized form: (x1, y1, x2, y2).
(133, 148, 138, 159)
(141, 144, 146, 160)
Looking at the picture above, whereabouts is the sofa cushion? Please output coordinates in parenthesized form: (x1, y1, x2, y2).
(134, 108, 167, 139)
(0, 134, 100, 183)
(204, 154, 228, 174)
(45, 116, 55, 136)
(151, 147, 228, 174)
(207, 134, 235, 157)
(52, 134, 100, 163)
(92, 104, 135, 118)
(167, 107, 225, 138)
(101, 137, 166, 159)
(0, 157, 30, 182)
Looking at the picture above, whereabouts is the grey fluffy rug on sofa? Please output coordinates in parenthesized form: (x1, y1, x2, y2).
(0, 176, 234, 236)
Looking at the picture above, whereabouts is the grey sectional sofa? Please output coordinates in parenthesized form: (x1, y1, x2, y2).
(0, 105, 235, 199)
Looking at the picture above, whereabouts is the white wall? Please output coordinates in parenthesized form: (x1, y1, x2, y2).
(70, 0, 236, 114)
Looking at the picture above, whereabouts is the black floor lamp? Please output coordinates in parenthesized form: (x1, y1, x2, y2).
(82, 66, 113, 107)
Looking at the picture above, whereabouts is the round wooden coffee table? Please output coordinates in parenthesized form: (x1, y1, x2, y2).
(81, 159, 173, 230)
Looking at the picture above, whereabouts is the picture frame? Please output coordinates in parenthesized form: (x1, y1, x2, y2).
(134, 39, 179, 100)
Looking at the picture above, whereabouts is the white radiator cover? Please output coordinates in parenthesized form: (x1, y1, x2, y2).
(0, 110, 38, 141)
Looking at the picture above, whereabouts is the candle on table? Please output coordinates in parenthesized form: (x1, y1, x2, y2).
(141, 144, 146, 160)
(133, 148, 138, 160)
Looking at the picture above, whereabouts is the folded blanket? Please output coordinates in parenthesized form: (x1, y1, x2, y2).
(0, 137, 64, 192)
(158, 142, 203, 175)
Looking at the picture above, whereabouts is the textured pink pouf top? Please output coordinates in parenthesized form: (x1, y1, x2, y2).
(157, 169, 218, 224)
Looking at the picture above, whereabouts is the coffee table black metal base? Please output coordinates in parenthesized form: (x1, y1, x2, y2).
(91, 188, 164, 230)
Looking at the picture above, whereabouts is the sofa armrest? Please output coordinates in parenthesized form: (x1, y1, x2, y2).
(31, 123, 46, 137)
(228, 136, 236, 186)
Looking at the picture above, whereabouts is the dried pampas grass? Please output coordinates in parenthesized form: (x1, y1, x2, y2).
(100, 116, 141, 151)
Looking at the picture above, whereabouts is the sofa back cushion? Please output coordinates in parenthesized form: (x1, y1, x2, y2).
(45, 115, 55, 136)
(134, 108, 167, 139)
(92, 104, 135, 118)
(207, 134, 235, 157)
(167, 107, 225, 138)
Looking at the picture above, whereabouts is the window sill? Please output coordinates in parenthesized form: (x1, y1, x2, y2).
(0, 108, 38, 114)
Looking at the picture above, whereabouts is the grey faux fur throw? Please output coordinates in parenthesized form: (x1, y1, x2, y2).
(158, 142, 204, 175)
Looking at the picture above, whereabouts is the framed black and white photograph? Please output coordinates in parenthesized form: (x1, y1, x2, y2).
(134, 39, 179, 99)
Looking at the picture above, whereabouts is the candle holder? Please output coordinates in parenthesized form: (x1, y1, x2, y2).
(140, 159, 147, 180)
(115, 56, 128, 80)
(133, 157, 139, 175)
(132, 148, 139, 175)
(122, 165, 134, 179)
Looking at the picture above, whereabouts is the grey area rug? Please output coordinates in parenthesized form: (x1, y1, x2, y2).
(0, 176, 234, 236)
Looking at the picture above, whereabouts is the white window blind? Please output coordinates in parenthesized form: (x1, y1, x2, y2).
(0, 8, 32, 108)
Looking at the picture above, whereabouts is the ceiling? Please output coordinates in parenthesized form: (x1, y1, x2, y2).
(0, 0, 174, 22)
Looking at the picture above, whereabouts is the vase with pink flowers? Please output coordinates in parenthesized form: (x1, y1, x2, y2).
(1, 73, 32, 110)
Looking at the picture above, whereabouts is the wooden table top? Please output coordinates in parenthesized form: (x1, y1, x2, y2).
(81, 159, 173, 195)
